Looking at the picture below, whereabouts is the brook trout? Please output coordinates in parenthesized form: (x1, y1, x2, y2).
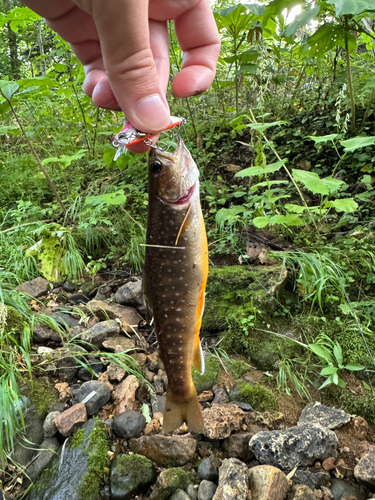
(143, 138, 208, 433)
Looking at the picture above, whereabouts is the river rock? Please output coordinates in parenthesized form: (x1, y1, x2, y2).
(203, 404, 245, 440)
(77, 359, 105, 381)
(293, 470, 330, 490)
(47, 311, 80, 329)
(112, 375, 139, 415)
(24, 437, 60, 486)
(114, 280, 145, 309)
(198, 458, 218, 482)
(287, 485, 316, 500)
(26, 419, 109, 500)
(248, 465, 289, 500)
(171, 490, 191, 500)
(53, 345, 87, 382)
(17, 277, 49, 298)
(354, 449, 375, 490)
(81, 320, 121, 348)
(129, 435, 197, 467)
(102, 337, 135, 352)
(187, 484, 198, 500)
(298, 402, 351, 430)
(223, 429, 260, 461)
(86, 300, 141, 332)
(43, 411, 60, 438)
(148, 468, 197, 500)
(33, 324, 62, 343)
(110, 453, 156, 500)
(198, 481, 217, 500)
(330, 478, 367, 500)
(72, 380, 111, 415)
(151, 394, 166, 414)
(107, 362, 126, 382)
(113, 410, 146, 439)
(212, 387, 229, 405)
(250, 424, 338, 470)
(213, 458, 248, 500)
(55, 403, 87, 436)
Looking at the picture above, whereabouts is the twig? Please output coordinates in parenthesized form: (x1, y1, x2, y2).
(0, 220, 53, 234)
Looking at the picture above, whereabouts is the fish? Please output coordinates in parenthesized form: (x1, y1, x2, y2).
(143, 138, 208, 433)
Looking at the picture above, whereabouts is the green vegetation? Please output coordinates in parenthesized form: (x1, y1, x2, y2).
(192, 356, 221, 393)
(114, 454, 154, 476)
(27, 379, 58, 418)
(229, 381, 279, 411)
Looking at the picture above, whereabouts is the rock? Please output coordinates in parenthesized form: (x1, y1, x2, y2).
(24, 437, 60, 486)
(55, 403, 87, 436)
(107, 363, 126, 382)
(26, 419, 110, 500)
(193, 357, 221, 393)
(298, 402, 351, 430)
(63, 281, 75, 292)
(72, 380, 111, 415)
(212, 387, 229, 405)
(198, 481, 217, 500)
(53, 345, 87, 382)
(250, 424, 338, 470)
(129, 435, 197, 467)
(148, 468, 197, 500)
(198, 391, 214, 403)
(55, 382, 71, 402)
(33, 324, 62, 343)
(70, 293, 90, 304)
(354, 449, 375, 490)
(322, 457, 336, 471)
(171, 490, 192, 500)
(86, 300, 142, 332)
(198, 458, 219, 482)
(113, 410, 146, 439)
(47, 311, 80, 329)
(110, 453, 157, 500)
(48, 401, 65, 413)
(213, 458, 248, 500)
(330, 478, 367, 500)
(154, 376, 165, 395)
(17, 277, 49, 298)
(114, 280, 145, 310)
(102, 336, 135, 352)
(287, 485, 316, 500)
(187, 484, 198, 500)
(81, 320, 121, 348)
(223, 429, 260, 461)
(112, 375, 139, 415)
(293, 470, 330, 490)
(248, 465, 289, 500)
(77, 359, 105, 381)
(203, 404, 245, 440)
(151, 394, 166, 415)
(232, 401, 254, 411)
(43, 411, 61, 438)
(144, 419, 161, 436)
(37, 346, 55, 355)
(132, 352, 147, 366)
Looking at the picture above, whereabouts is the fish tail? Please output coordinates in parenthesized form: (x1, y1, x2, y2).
(163, 387, 204, 434)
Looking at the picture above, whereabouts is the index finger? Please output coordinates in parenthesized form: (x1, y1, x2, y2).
(171, 0, 221, 98)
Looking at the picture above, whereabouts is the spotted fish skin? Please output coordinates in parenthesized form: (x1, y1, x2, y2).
(143, 139, 208, 433)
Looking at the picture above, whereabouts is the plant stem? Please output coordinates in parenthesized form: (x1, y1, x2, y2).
(345, 16, 356, 132)
(5, 97, 72, 224)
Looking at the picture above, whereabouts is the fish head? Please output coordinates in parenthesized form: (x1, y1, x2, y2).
(148, 138, 199, 207)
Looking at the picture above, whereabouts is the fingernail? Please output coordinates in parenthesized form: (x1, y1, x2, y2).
(134, 94, 170, 133)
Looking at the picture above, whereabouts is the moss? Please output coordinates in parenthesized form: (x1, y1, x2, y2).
(34, 463, 57, 491)
(70, 428, 85, 449)
(230, 381, 278, 412)
(192, 357, 221, 393)
(225, 359, 251, 379)
(323, 386, 375, 424)
(78, 419, 110, 500)
(115, 454, 154, 476)
(27, 379, 58, 418)
(4, 305, 24, 334)
(162, 468, 196, 489)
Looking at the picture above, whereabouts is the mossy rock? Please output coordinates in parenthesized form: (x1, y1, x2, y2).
(323, 385, 375, 424)
(192, 357, 221, 393)
(4, 305, 24, 335)
(26, 379, 59, 419)
(225, 359, 252, 379)
(111, 454, 156, 500)
(229, 381, 278, 412)
(148, 468, 197, 500)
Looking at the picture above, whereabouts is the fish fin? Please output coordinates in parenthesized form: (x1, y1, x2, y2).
(193, 335, 205, 375)
(163, 388, 204, 434)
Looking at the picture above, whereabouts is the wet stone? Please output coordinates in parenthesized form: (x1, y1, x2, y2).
(212, 387, 229, 405)
(186, 484, 198, 500)
(213, 458, 248, 500)
(171, 490, 191, 500)
(298, 402, 351, 430)
(198, 481, 217, 500)
(24, 437, 60, 486)
(232, 401, 253, 411)
(151, 394, 166, 414)
(102, 336, 135, 353)
(293, 470, 331, 490)
(33, 324, 62, 343)
(330, 478, 367, 500)
(112, 410, 146, 439)
(287, 484, 316, 500)
(129, 435, 197, 467)
(223, 431, 258, 461)
(72, 380, 111, 415)
(110, 454, 156, 500)
(81, 320, 121, 348)
(55, 403, 87, 437)
(198, 458, 218, 483)
(43, 411, 60, 438)
(17, 277, 49, 298)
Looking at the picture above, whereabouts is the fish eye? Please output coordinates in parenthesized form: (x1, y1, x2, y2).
(150, 160, 163, 174)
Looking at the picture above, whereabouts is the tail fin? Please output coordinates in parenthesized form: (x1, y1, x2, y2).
(163, 388, 204, 434)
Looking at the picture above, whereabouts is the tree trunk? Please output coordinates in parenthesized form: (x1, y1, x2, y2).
(3, 0, 21, 79)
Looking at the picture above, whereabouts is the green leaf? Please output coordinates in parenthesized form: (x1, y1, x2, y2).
(309, 134, 338, 144)
(319, 375, 334, 390)
(0, 80, 19, 101)
(215, 4, 260, 38)
(268, 214, 303, 226)
(337, 377, 346, 388)
(308, 344, 334, 363)
(236, 160, 285, 178)
(250, 180, 289, 190)
(248, 121, 287, 132)
(327, 0, 375, 17)
(239, 63, 258, 75)
(323, 177, 345, 193)
(340, 136, 375, 152)
(283, 6, 320, 40)
(333, 343, 343, 365)
(331, 198, 358, 212)
(321, 366, 338, 376)
(85, 190, 126, 207)
(293, 169, 329, 195)
(262, 0, 301, 28)
(301, 24, 356, 58)
(285, 204, 308, 214)
(363, 381, 371, 391)
(344, 364, 365, 371)
(42, 150, 86, 170)
(253, 216, 270, 228)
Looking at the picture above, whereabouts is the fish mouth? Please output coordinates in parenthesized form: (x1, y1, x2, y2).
(160, 182, 196, 205)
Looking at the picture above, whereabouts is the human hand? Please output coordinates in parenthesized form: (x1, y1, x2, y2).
(21, 0, 221, 151)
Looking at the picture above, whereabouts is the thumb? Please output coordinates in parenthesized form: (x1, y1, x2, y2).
(91, 0, 170, 133)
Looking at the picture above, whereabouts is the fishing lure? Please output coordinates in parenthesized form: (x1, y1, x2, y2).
(112, 116, 186, 160)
